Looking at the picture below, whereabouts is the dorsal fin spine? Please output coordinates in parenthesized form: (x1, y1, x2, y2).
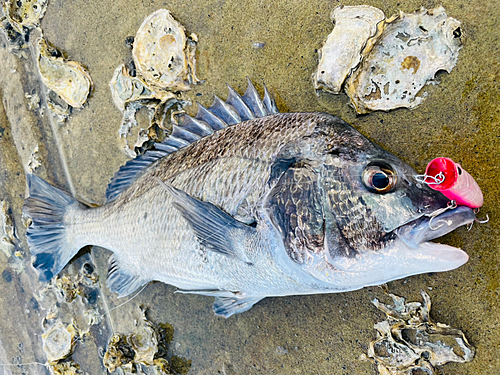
(226, 84, 255, 121)
(242, 78, 268, 117)
(263, 85, 279, 114)
(195, 103, 227, 130)
(209, 95, 241, 125)
(171, 124, 201, 143)
(163, 136, 190, 148)
(181, 116, 214, 137)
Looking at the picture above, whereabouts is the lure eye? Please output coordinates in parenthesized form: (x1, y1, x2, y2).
(362, 164, 397, 193)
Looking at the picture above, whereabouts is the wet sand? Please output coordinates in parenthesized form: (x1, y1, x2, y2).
(0, 0, 498, 374)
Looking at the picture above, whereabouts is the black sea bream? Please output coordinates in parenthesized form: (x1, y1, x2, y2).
(24, 82, 475, 317)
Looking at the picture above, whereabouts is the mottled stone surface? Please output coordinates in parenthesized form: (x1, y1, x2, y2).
(0, 0, 498, 374)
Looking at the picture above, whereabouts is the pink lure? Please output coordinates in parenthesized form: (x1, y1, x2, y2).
(422, 157, 483, 208)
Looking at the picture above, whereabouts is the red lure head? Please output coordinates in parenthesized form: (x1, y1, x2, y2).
(422, 157, 483, 208)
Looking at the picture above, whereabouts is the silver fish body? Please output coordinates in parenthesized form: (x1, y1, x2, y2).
(24, 83, 475, 317)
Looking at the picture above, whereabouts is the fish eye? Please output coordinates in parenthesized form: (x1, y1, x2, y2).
(362, 163, 397, 193)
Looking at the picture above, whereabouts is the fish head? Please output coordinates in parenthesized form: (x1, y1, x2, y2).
(270, 115, 475, 289)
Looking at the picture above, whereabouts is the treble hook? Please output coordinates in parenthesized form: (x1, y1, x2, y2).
(428, 200, 457, 231)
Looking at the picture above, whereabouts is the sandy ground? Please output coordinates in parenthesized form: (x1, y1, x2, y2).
(0, 0, 498, 374)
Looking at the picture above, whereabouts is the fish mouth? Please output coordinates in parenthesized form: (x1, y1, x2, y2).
(327, 206, 475, 287)
(395, 205, 476, 248)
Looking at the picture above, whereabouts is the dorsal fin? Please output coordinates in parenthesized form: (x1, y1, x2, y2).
(106, 148, 169, 202)
(105, 81, 280, 202)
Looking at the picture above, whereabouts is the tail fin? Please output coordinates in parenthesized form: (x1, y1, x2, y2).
(23, 174, 83, 282)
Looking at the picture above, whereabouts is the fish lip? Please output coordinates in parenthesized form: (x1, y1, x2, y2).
(394, 205, 476, 248)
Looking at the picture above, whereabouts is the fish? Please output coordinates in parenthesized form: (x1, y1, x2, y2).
(23, 80, 476, 317)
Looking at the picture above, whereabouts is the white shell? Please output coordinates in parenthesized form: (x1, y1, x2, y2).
(37, 38, 92, 108)
(346, 7, 462, 113)
(132, 9, 200, 91)
(314, 5, 385, 94)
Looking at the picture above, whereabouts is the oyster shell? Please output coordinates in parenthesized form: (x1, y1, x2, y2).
(346, 7, 462, 113)
(111, 65, 188, 158)
(366, 291, 474, 375)
(42, 321, 77, 363)
(132, 9, 201, 91)
(314, 5, 386, 94)
(37, 38, 92, 109)
(48, 360, 82, 375)
(2, 0, 48, 34)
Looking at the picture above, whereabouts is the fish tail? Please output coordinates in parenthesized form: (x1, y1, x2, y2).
(23, 174, 84, 282)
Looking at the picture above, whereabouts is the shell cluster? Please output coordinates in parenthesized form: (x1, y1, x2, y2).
(314, 6, 462, 113)
(110, 9, 201, 157)
(103, 307, 191, 374)
(1, 0, 93, 117)
(365, 291, 474, 375)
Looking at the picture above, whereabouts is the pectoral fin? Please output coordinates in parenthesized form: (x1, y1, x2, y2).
(156, 178, 255, 264)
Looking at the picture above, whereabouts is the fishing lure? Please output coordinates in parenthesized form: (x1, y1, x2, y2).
(416, 157, 483, 208)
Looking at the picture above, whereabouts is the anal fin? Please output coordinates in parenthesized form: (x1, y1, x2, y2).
(107, 255, 150, 297)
